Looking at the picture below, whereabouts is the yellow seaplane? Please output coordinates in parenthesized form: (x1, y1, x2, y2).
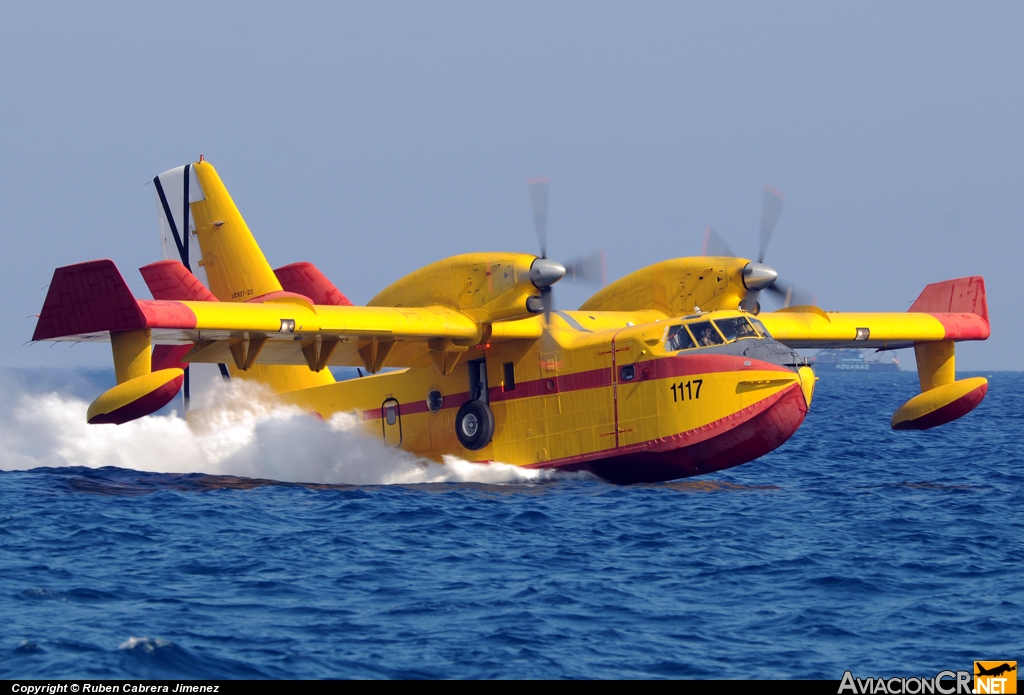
(32, 159, 991, 484)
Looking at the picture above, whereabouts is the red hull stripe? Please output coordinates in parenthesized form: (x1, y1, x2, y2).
(362, 354, 792, 420)
(363, 391, 473, 420)
(567, 385, 808, 484)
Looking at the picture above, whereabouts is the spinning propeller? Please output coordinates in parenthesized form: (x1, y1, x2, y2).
(701, 185, 813, 314)
(525, 176, 606, 329)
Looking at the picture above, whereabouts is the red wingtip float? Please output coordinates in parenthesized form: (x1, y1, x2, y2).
(30, 160, 992, 483)
(890, 277, 990, 430)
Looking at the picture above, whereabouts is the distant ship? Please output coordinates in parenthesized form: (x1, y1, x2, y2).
(810, 348, 901, 373)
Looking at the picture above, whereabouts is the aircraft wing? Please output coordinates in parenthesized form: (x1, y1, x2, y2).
(32, 260, 481, 372)
(757, 277, 990, 349)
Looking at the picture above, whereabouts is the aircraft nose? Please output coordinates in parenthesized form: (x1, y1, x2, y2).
(530, 258, 566, 289)
(742, 262, 778, 291)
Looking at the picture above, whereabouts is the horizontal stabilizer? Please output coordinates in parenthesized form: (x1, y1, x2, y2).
(274, 262, 353, 306)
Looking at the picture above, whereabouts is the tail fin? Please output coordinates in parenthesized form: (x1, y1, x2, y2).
(183, 160, 282, 302)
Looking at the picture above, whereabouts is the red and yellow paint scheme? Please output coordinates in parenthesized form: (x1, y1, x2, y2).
(31, 160, 991, 483)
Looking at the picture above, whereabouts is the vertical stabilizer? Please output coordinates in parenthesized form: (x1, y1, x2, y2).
(151, 161, 334, 405)
(188, 160, 283, 302)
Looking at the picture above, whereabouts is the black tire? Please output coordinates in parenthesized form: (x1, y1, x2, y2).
(455, 399, 495, 450)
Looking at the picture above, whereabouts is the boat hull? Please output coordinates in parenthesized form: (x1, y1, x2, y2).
(532, 382, 808, 484)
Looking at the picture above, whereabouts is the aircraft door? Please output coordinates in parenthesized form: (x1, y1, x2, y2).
(381, 397, 402, 447)
(614, 332, 654, 448)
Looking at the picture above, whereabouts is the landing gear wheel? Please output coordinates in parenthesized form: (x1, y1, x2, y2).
(455, 400, 495, 450)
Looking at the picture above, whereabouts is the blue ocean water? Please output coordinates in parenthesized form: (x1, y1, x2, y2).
(0, 369, 1021, 679)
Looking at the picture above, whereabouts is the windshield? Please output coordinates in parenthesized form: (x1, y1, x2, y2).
(689, 321, 724, 347)
(714, 317, 759, 341)
(665, 324, 697, 351)
(749, 318, 772, 339)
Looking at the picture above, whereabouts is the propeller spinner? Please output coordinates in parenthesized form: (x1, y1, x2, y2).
(524, 176, 604, 325)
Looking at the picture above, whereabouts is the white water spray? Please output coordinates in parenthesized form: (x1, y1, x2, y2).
(0, 377, 560, 485)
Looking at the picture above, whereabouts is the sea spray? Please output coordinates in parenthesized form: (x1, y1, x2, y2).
(0, 377, 556, 485)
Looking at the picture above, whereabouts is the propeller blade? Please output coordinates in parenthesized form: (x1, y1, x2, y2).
(766, 281, 815, 309)
(527, 176, 550, 258)
(758, 185, 785, 263)
(538, 286, 559, 358)
(701, 226, 736, 257)
(562, 250, 606, 284)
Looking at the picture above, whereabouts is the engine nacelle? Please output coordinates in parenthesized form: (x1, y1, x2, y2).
(87, 369, 184, 425)
(368, 253, 544, 325)
(580, 257, 750, 316)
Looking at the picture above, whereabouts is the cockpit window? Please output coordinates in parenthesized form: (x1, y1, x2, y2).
(665, 324, 697, 351)
(749, 318, 772, 339)
(714, 317, 759, 342)
(690, 321, 724, 347)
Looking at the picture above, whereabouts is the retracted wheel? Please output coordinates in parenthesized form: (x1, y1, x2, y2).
(455, 399, 495, 450)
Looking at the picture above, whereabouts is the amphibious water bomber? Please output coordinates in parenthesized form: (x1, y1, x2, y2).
(32, 159, 990, 483)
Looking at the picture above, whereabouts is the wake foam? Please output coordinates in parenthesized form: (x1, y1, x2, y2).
(0, 377, 559, 485)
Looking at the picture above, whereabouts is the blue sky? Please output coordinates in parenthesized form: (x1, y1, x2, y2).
(2, 2, 1020, 370)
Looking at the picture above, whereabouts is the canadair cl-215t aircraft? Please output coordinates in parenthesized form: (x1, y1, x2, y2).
(32, 159, 990, 484)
